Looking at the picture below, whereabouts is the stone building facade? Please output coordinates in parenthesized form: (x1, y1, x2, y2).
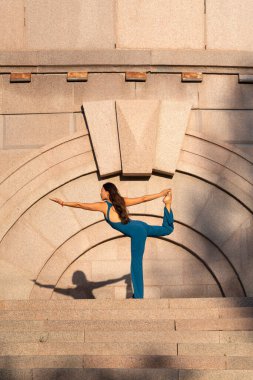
(0, 0, 252, 299)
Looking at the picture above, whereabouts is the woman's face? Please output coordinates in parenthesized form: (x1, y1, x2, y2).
(100, 186, 109, 200)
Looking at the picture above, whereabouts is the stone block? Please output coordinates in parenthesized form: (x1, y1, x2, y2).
(0, 209, 68, 277)
(135, 74, 198, 108)
(1, 74, 74, 114)
(4, 113, 76, 147)
(219, 307, 253, 319)
(0, 342, 39, 356)
(114, 286, 134, 299)
(220, 331, 253, 344)
(235, 144, 253, 158)
(179, 369, 253, 380)
(91, 260, 132, 282)
(75, 112, 87, 133)
(81, 239, 119, 261)
(177, 151, 252, 214)
(144, 259, 184, 286)
(32, 368, 179, 380)
(0, 330, 84, 343)
(116, 99, 160, 176)
(227, 357, 253, 370)
(0, 308, 91, 321)
(85, 325, 219, 344)
(178, 342, 253, 357)
(176, 318, 253, 331)
(154, 101, 192, 175)
(91, 286, 115, 300)
(0, 319, 83, 332)
(198, 75, 253, 109)
(74, 73, 136, 110)
(188, 110, 253, 143)
(179, 168, 250, 247)
(117, 0, 204, 49)
(0, 355, 83, 369)
(0, 369, 32, 379)
(25, 0, 115, 50)
(82, 100, 121, 177)
(81, 354, 225, 369)
(183, 134, 252, 182)
(161, 285, 221, 299)
(16, 341, 178, 356)
(0, 139, 93, 237)
(182, 260, 216, 285)
(0, 149, 39, 178)
(90, 308, 176, 321)
(0, 260, 33, 300)
(170, 297, 253, 309)
(0, 0, 24, 50)
(0, 115, 3, 149)
(2, 49, 253, 68)
(206, 0, 253, 51)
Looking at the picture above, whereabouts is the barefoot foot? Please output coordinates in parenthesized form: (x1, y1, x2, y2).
(162, 190, 172, 204)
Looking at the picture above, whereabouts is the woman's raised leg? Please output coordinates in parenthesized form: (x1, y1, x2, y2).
(146, 190, 174, 237)
(146, 206, 174, 237)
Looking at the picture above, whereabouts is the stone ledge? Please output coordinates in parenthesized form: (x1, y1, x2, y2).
(0, 49, 252, 68)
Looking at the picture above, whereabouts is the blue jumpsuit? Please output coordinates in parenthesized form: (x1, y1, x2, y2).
(104, 200, 174, 299)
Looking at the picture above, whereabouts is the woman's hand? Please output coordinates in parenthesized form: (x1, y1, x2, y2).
(160, 188, 172, 197)
(49, 197, 64, 206)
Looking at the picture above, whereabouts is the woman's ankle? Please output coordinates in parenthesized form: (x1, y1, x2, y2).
(165, 202, 171, 212)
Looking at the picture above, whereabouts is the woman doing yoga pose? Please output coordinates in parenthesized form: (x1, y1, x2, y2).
(49, 182, 174, 299)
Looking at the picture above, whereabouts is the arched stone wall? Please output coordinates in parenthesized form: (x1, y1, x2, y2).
(0, 129, 251, 299)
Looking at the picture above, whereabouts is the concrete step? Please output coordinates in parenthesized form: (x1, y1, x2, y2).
(1, 297, 253, 310)
(0, 354, 252, 370)
(1, 323, 253, 343)
(0, 368, 253, 380)
(1, 341, 253, 358)
(0, 309, 253, 322)
(176, 318, 253, 330)
(0, 297, 253, 377)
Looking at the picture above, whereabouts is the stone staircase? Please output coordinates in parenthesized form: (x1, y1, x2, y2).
(0, 297, 253, 379)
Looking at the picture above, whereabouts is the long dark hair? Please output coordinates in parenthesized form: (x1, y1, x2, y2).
(103, 182, 130, 224)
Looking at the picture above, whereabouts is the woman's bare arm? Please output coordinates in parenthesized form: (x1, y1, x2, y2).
(49, 197, 105, 212)
(124, 188, 171, 206)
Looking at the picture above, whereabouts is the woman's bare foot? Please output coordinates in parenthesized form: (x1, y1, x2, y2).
(162, 190, 172, 211)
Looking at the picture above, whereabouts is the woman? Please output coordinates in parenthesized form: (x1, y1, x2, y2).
(49, 182, 174, 299)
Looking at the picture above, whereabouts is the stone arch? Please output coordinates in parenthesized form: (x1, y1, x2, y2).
(29, 225, 244, 299)
(0, 130, 251, 298)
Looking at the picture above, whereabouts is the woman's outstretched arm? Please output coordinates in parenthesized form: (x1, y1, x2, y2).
(49, 197, 79, 208)
(49, 197, 104, 212)
(124, 188, 171, 206)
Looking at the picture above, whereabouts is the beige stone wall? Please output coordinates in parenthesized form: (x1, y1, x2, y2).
(0, 131, 251, 299)
(0, 0, 252, 300)
(1, 0, 253, 51)
(0, 112, 86, 176)
(0, 73, 252, 176)
(188, 110, 253, 156)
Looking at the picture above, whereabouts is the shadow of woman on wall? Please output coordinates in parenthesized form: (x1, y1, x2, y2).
(31, 270, 132, 299)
